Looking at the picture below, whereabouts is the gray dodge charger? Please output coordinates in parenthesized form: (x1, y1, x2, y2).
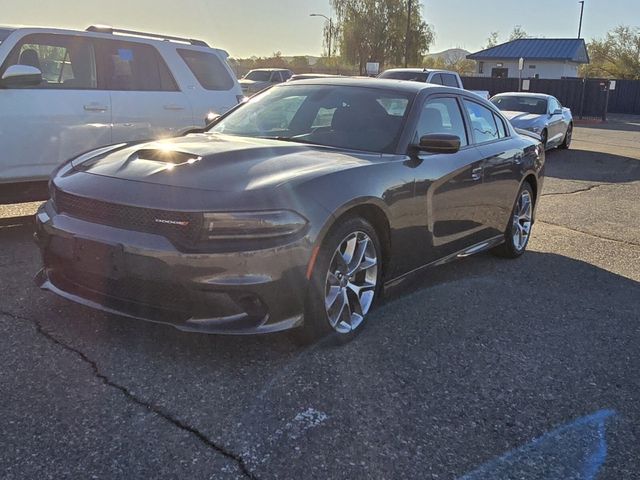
(35, 78, 545, 341)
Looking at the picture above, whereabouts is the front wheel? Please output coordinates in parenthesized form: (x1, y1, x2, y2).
(559, 123, 573, 149)
(295, 217, 382, 343)
(492, 183, 534, 259)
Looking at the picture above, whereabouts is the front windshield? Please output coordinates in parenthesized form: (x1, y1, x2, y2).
(244, 71, 272, 82)
(492, 96, 548, 115)
(210, 84, 413, 153)
(379, 71, 428, 82)
(0, 28, 14, 45)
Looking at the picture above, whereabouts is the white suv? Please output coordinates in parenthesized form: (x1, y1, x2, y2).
(0, 25, 243, 203)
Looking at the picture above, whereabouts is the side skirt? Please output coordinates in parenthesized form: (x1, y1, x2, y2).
(382, 235, 505, 295)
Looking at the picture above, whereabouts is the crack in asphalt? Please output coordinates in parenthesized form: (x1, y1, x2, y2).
(0, 309, 259, 480)
(541, 180, 639, 198)
(538, 220, 640, 248)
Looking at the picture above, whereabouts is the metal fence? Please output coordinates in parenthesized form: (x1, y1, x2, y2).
(461, 77, 640, 119)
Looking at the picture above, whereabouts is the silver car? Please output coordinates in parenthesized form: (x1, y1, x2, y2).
(491, 93, 573, 150)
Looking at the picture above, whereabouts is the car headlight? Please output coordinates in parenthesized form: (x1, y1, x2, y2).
(202, 210, 307, 240)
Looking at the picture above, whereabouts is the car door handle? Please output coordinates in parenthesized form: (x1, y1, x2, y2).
(83, 103, 109, 112)
(163, 104, 186, 111)
(471, 167, 483, 181)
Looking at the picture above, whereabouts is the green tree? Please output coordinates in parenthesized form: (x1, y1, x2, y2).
(509, 25, 528, 41)
(331, 0, 435, 74)
(583, 25, 640, 79)
(289, 56, 311, 72)
(485, 31, 499, 49)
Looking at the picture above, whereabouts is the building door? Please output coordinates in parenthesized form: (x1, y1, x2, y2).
(491, 68, 508, 78)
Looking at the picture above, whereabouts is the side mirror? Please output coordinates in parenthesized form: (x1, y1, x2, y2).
(414, 134, 461, 154)
(551, 108, 562, 116)
(0, 65, 42, 87)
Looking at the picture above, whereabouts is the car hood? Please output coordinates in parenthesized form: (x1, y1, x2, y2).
(72, 134, 376, 193)
(501, 110, 544, 125)
(239, 79, 268, 88)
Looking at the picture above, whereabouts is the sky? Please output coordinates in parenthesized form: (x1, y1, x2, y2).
(0, 0, 637, 57)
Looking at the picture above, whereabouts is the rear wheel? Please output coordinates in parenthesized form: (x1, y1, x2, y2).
(295, 217, 382, 343)
(492, 182, 534, 259)
(559, 123, 573, 149)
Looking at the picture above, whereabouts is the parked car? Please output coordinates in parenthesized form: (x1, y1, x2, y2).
(35, 78, 544, 341)
(0, 25, 243, 204)
(378, 68, 490, 99)
(239, 68, 293, 95)
(490, 93, 573, 150)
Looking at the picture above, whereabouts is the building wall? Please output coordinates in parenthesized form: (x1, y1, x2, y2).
(475, 60, 581, 79)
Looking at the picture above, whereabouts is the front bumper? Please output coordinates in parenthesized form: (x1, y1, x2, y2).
(34, 202, 310, 334)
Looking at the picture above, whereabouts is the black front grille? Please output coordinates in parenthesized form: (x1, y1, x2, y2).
(53, 188, 202, 246)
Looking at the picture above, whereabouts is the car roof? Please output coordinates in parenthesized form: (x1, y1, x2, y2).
(0, 24, 223, 53)
(273, 76, 465, 94)
(493, 92, 553, 100)
(382, 68, 451, 74)
(249, 68, 291, 72)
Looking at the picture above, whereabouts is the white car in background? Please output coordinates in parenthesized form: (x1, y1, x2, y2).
(0, 25, 244, 203)
(378, 68, 490, 100)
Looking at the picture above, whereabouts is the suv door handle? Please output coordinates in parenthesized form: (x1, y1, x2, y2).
(163, 104, 186, 111)
(83, 103, 109, 112)
(471, 167, 483, 181)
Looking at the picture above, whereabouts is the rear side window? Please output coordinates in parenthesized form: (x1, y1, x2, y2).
(441, 74, 459, 88)
(495, 114, 508, 138)
(96, 40, 178, 91)
(178, 49, 234, 91)
(463, 99, 500, 144)
(1, 33, 96, 89)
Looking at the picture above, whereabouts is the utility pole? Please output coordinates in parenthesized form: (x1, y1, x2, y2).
(310, 13, 333, 58)
(404, 0, 412, 67)
(578, 1, 585, 38)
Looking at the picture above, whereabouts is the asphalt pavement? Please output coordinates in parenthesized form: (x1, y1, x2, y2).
(1, 121, 639, 479)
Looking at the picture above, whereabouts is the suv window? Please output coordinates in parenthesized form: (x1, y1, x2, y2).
(96, 40, 178, 91)
(441, 74, 459, 88)
(463, 99, 500, 144)
(177, 49, 234, 91)
(429, 73, 443, 85)
(415, 97, 468, 147)
(2, 33, 96, 89)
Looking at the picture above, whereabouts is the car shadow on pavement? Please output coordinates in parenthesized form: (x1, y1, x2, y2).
(544, 148, 640, 183)
(2, 216, 639, 478)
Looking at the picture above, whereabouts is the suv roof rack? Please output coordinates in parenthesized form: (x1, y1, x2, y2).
(85, 25, 209, 47)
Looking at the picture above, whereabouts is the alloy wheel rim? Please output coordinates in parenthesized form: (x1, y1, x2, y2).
(324, 231, 378, 334)
(512, 190, 533, 251)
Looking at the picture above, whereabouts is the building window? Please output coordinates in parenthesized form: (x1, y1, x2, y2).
(529, 65, 537, 69)
(478, 61, 484, 74)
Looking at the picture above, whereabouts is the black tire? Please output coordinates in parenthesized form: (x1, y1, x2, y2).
(559, 123, 573, 149)
(292, 216, 383, 344)
(492, 182, 535, 259)
(540, 129, 548, 150)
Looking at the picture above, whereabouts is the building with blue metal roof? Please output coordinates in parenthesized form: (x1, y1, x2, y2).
(467, 38, 590, 79)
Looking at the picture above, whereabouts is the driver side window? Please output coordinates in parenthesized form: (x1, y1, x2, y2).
(415, 97, 468, 147)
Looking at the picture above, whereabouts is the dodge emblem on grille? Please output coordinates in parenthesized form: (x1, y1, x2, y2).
(154, 219, 190, 226)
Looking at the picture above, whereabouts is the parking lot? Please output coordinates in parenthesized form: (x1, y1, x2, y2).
(1, 120, 639, 479)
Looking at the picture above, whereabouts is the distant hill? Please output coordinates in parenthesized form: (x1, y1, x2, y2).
(425, 48, 471, 63)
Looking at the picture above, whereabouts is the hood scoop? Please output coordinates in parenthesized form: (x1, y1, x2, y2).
(116, 149, 203, 176)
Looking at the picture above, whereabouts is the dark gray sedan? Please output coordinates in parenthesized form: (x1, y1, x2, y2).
(35, 79, 545, 341)
(491, 93, 573, 150)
